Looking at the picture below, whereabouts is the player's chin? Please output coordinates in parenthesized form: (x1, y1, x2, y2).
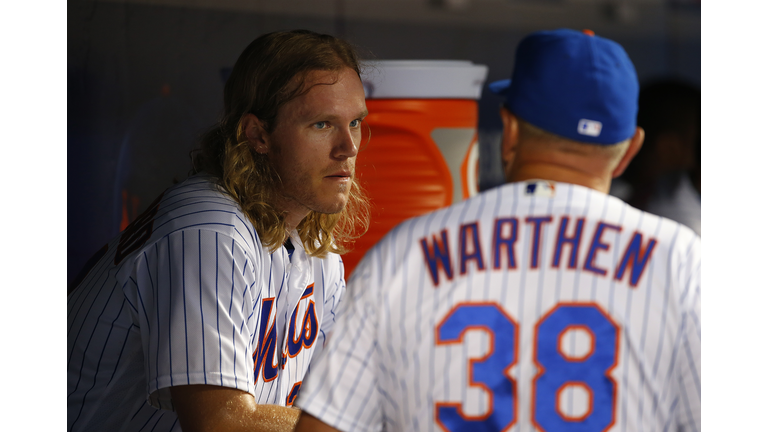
(315, 192, 350, 215)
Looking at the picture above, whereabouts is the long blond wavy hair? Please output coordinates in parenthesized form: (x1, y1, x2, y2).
(192, 30, 370, 257)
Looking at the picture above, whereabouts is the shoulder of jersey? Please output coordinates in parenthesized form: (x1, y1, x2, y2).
(374, 180, 699, 252)
(147, 174, 258, 250)
(550, 181, 701, 246)
(603, 186, 701, 242)
(578, 183, 701, 262)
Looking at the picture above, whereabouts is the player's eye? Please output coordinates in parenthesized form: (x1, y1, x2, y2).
(350, 119, 361, 128)
(313, 121, 329, 130)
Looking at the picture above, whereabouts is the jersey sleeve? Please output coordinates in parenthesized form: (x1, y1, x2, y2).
(676, 233, 701, 432)
(296, 249, 384, 432)
(123, 229, 262, 411)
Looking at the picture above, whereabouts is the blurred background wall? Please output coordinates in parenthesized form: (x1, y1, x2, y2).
(68, 0, 700, 284)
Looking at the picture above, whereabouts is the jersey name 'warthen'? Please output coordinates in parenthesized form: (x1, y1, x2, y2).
(420, 215, 657, 288)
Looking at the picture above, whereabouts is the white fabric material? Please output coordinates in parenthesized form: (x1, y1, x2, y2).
(296, 180, 700, 432)
(67, 174, 345, 432)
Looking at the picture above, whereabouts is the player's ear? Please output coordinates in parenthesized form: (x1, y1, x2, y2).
(242, 113, 269, 154)
(611, 126, 645, 179)
(500, 108, 520, 182)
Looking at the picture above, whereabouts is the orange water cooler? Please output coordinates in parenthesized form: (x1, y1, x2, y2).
(343, 60, 489, 277)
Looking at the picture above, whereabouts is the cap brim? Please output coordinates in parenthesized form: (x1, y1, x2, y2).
(488, 79, 511, 95)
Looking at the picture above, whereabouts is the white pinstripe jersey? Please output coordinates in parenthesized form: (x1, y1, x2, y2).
(296, 180, 701, 432)
(67, 174, 346, 432)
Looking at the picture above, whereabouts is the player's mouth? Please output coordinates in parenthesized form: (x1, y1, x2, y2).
(325, 169, 352, 182)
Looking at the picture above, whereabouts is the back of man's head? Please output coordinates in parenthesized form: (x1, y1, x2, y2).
(491, 28, 639, 145)
(490, 29, 642, 190)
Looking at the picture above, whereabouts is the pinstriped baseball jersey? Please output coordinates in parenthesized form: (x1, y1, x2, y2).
(295, 180, 700, 432)
(67, 174, 345, 432)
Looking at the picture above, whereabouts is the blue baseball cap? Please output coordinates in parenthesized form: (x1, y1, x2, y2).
(489, 29, 639, 145)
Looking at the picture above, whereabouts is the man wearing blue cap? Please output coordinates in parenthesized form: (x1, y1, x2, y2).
(293, 29, 701, 432)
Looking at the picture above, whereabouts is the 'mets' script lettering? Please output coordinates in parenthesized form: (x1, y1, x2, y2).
(252, 284, 319, 384)
(420, 216, 657, 288)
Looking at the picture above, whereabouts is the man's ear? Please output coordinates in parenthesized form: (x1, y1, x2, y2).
(612, 126, 645, 179)
(500, 108, 520, 181)
(242, 113, 269, 154)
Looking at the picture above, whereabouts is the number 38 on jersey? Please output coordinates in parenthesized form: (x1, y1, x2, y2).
(435, 301, 619, 432)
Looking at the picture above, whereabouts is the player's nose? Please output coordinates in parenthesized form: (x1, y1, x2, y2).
(332, 127, 359, 160)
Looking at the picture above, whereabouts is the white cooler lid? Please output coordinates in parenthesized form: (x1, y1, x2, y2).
(360, 60, 488, 100)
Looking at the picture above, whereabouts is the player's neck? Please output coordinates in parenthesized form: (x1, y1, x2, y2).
(272, 196, 311, 232)
(283, 212, 306, 232)
(508, 163, 612, 194)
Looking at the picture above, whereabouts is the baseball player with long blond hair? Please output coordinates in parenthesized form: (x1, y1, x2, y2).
(67, 29, 369, 432)
(294, 29, 700, 432)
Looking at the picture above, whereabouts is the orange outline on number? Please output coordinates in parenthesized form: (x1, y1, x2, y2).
(434, 301, 518, 432)
(557, 324, 595, 362)
(531, 302, 620, 432)
(286, 381, 302, 407)
(555, 381, 594, 422)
